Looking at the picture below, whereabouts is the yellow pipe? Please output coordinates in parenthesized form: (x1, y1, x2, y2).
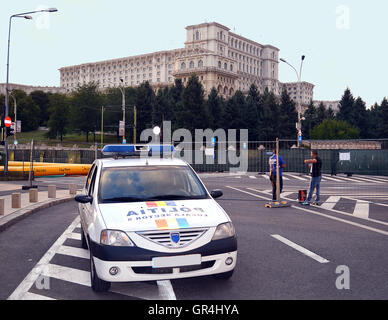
(8, 161, 92, 168)
(0, 164, 91, 176)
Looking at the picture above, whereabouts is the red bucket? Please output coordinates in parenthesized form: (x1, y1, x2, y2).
(298, 190, 307, 203)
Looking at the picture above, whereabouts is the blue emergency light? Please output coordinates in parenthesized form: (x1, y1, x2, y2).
(102, 144, 175, 158)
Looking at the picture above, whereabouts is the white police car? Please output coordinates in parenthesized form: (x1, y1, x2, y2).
(75, 145, 237, 292)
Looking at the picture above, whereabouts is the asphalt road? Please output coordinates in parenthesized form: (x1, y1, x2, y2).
(1, 173, 388, 300)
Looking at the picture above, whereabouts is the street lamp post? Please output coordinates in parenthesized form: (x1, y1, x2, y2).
(119, 79, 126, 142)
(4, 8, 58, 176)
(280, 55, 305, 148)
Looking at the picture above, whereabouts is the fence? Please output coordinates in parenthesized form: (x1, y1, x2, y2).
(2, 139, 388, 176)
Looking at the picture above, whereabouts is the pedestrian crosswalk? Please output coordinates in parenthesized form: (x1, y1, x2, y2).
(245, 187, 388, 225)
(200, 172, 388, 185)
(7, 217, 174, 301)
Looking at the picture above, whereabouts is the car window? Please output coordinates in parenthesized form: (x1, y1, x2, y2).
(85, 163, 96, 191)
(98, 166, 208, 203)
(88, 167, 98, 197)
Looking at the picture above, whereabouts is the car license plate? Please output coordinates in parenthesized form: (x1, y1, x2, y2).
(152, 254, 201, 268)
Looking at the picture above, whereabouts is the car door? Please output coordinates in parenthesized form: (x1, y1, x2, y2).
(81, 163, 97, 232)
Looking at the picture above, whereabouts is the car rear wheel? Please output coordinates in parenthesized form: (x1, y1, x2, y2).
(90, 251, 111, 292)
(213, 270, 234, 280)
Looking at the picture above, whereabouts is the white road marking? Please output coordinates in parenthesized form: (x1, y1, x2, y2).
(228, 186, 388, 235)
(42, 264, 91, 287)
(282, 192, 295, 198)
(322, 175, 345, 182)
(8, 217, 81, 300)
(284, 174, 307, 181)
(21, 292, 55, 300)
(57, 245, 89, 259)
(320, 196, 341, 211)
(353, 200, 370, 219)
(351, 176, 386, 184)
(68, 233, 81, 240)
(271, 235, 330, 264)
(249, 176, 257, 179)
(157, 280, 177, 300)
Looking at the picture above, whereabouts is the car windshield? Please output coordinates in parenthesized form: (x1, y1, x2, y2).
(99, 165, 208, 203)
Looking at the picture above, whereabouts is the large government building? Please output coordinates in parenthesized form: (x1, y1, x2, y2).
(59, 22, 314, 104)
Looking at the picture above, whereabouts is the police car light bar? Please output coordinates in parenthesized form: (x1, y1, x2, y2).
(102, 144, 175, 158)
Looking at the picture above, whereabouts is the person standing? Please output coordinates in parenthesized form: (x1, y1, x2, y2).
(269, 148, 286, 201)
(303, 150, 322, 206)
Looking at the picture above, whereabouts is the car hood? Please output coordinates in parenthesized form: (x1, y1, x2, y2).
(98, 199, 229, 232)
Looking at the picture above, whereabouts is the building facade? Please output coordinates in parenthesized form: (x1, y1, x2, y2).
(59, 22, 285, 98)
(313, 100, 340, 113)
(0, 83, 64, 95)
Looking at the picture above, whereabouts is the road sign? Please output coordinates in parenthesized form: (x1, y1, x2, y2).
(4, 117, 12, 128)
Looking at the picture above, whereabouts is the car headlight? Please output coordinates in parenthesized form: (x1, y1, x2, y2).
(100, 230, 135, 247)
(212, 222, 236, 241)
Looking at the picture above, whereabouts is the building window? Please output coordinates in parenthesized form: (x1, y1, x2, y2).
(181, 62, 186, 69)
(195, 31, 200, 40)
(198, 60, 203, 68)
(224, 63, 227, 70)
(189, 61, 194, 68)
(218, 61, 222, 68)
(230, 64, 233, 71)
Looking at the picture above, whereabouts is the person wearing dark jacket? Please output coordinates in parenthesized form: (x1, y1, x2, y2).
(302, 150, 322, 206)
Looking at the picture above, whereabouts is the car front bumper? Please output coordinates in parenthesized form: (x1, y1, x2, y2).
(90, 237, 237, 282)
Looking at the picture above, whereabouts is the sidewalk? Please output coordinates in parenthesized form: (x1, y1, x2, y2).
(0, 186, 78, 232)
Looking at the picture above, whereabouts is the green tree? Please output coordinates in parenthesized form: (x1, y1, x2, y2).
(47, 93, 69, 142)
(316, 102, 328, 124)
(259, 88, 279, 141)
(351, 97, 368, 138)
(30, 90, 51, 126)
(180, 75, 208, 132)
(135, 81, 155, 140)
(310, 119, 360, 140)
(302, 101, 319, 139)
(70, 83, 103, 142)
(17, 96, 41, 132)
(336, 88, 355, 123)
(377, 98, 388, 138)
(222, 90, 244, 130)
(206, 87, 224, 130)
(243, 84, 261, 140)
(168, 79, 184, 130)
(278, 90, 297, 139)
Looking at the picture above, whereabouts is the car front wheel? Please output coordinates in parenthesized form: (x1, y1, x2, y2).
(90, 251, 111, 292)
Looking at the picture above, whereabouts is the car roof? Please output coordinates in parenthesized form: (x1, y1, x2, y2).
(98, 157, 188, 168)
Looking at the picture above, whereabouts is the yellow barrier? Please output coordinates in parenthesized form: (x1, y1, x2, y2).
(0, 163, 91, 176)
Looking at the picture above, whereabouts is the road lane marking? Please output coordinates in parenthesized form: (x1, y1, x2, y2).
(284, 174, 307, 181)
(351, 176, 386, 184)
(157, 280, 176, 300)
(352, 200, 370, 219)
(43, 263, 91, 286)
(57, 245, 89, 259)
(227, 186, 388, 236)
(271, 235, 330, 264)
(21, 292, 55, 300)
(68, 233, 81, 240)
(8, 217, 81, 300)
(254, 187, 388, 228)
(320, 196, 341, 210)
(249, 176, 257, 179)
(322, 175, 345, 182)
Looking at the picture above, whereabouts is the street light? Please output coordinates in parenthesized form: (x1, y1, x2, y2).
(4, 7, 58, 176)
(280, 55, 306, 148)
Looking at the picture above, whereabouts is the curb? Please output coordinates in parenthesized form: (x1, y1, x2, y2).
(0, 196, 75, 232)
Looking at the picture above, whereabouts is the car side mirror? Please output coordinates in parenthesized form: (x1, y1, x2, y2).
(210, 190, 223, 199)
(75, 194, 93, 204)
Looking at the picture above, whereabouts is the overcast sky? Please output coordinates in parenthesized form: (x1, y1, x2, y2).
(1, 0, 387, 107)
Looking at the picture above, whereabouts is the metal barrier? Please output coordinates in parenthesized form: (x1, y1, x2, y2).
(2, 139, 388, 176)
